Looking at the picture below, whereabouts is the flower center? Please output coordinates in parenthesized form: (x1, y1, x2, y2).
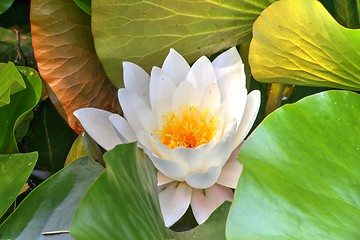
(155, 105, 219, 149)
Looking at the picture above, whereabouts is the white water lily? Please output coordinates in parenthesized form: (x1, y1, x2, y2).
(74, 47, 260, 227)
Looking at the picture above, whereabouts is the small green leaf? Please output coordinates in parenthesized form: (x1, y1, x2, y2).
(73, 0, 91, 15)
(0, 62, 26, 107)
(0, 152, 37, 218)
(227, 90, 360, 239)
(0, 67, 42, 153)
(249, 0, 360, 90)
(0, 157, 103, 239)
(65, 132, 104, 166)
(91, 0, 276, 87)
(0, 0, 15, 15)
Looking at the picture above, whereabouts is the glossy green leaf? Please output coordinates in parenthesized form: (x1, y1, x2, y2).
(227, 90, 360, 239)
(0, 152, 37, 218)
(0, 157, 103, 239)
(18, 99, 77, 173)
(0, 0, 15, 14)
(73, 0, 91, 15)
(249, 0, 360, 90)
(71, 143, 231, 239)
(92, 0, 276, 87)
(0, 67, 42, 153)
(0, 62, 25, 107)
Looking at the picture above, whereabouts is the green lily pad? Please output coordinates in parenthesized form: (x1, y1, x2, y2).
(91, 0, 276, 87)
(0, 66, 42, 153)
(0, 0, 14, 14)
(71, 143, 231, 239)
(0, 152, 37, 218)
(227, 90, 360, 239)
(73, 0, 91, 15)
(0, 157, 103, 239)
(249, 0, 360, 90)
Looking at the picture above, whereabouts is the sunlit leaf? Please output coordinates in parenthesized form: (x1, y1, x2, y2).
(71, 143, 231, 239)
(249, 0, 360, 90)
(227, 90, 360, 239)
(31, 0, 121, 133)
(0, 62, 25, 107)
(0, 67, 42, 153)
(91, 0, 276, 87)
(0, 157, 103, 239)
(0, 152, 37, 218)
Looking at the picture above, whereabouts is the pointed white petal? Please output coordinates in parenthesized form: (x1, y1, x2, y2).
(186, 56, 217, 94)
(185, 165, 221, 189)
(159, 182, 192, 227)
(233, 90, 261, 148)
(217, 68, 246, 101)
(157, 171, 174, 186)
(212, 47, 244, 81)
(162, 49, 190, 86)
(199, 83, 221, 115)
(217, 159, 243, 189)
(191, 184, 233, 224)
(172, 80, 200, 112)
(73, 108, 122, 150)
(118, 89, 151, 132)
(108, 114, 136, 143)
(123, 62, 150, 105)
(149, 67, 177, 115)
(221, 88, 247, 129)
(171, 146, 207, 172)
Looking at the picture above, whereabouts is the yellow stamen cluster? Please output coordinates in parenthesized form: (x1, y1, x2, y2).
(155, 105, 219, 149)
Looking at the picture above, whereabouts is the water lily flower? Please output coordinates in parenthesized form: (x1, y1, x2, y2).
(74, 47, 260, 227)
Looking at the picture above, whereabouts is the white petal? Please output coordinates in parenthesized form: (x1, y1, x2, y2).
(73, 108, 122, 150)
(123, 62, 150, 105)
(186, 56, 217, 94)
(233, 90, 261, 148)
(162, 49, 190, 86)
(171, 146, 207, 172)
(212, 47, 244, 82)
(204, 122, 236, 169)
(108, 114, 136, 143)
(216, 159, 243, 189)
(221, 87, 247, 129)
(199, 83, 221, 115)
(118, 89, 151, 132)
(157, 171, 174, 186)
(185, 165, 221, 189)
(191, 184, 233, 224)
(145, 150, 188, 182)
(172, 80, 200, 112)
(149, 67, 177, 115)
(217, 69, 246, 101)
(159, 182, 192, 227)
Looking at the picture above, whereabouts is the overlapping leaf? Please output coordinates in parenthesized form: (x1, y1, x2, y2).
(249, 0, 360, 90)
(0, 67, 42, 153)
(30, 0, 121, 132)
(0, 62, 25, 107)
(71, 143, 231, 239)
(91, 0, 276, 87)
(0, 157, 103, 239)
(227, 90, 360, 239)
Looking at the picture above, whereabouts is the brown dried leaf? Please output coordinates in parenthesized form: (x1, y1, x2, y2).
(30, 0, 121, 133)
